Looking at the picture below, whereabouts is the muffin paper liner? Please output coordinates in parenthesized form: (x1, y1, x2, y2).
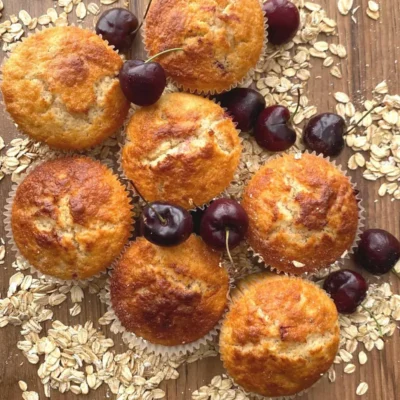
(142, 0, 269, 95)
(3, 154, 135, 285)
(0, 25, 127, 152)
(99, 259, 233, 357)
(244, 151, 365, 279)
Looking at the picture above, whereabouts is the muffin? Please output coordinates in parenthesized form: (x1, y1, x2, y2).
(1, 26, 129, 150)
(11, 157, 132, 280)
(242, 153, 359, 275)
(220, 274, 340, 397)
(122, 92, 241, 209)
(144, 0, 265, 93)
(110, 235, 229, 346)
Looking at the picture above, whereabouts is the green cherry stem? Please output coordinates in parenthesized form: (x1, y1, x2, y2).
(145, 48, 184, 63)
(225, 229, 234, 267)
(132, 0, 154, 35)
(360, 304, 383, 337)
(344, 103, 385, 135)
(130, 181, 167, 226)
(289, 87, 301, 125)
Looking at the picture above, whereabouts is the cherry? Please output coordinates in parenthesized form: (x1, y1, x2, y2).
(255, 105, 296, 151)
(119, 48, 183, 106)
(355, 229, 400, 275)
(303, 104, 384, 157)
(303, 113, 345, 157)
(200, 199, 249, 254)
(95, 8, 139, 52)
(140, 202, 193, 247)
(323, 269, 368, 314)
(263, 0, 300, 46)
(215, 88, 266, 132)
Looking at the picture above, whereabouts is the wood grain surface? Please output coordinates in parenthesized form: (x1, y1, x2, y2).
(0, 0, 399, 399)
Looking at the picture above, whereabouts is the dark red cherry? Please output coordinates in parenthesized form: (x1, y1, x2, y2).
(200, 199, 249, 251)
(355, 229, 400, 275)
(323, 269, 368, 314)
(255, 105, 296, 151)
(262, 0, 300, 46)
(303, 113, 345, 157)
(95, 8, 139, 52)
(119, 60, 166, 106)
(140, 202, 193, 247)
(215, 88, 266, 132)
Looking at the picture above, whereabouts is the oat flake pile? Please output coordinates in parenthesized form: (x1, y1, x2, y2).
(0, 1, 399, 400)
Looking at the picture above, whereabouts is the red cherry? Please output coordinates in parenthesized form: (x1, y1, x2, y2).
(263, 0, 300, 46)
(254, 105, 296, 151)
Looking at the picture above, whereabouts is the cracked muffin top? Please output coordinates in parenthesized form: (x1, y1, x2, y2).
(11, 157, 132, 280)
(110, 235, 229, 346)
(144, 0, 265, 93)
(220, 274, 339, 397)
(1, 26, 129, 150)
(122, 92, 241, 209)
(242, 153, 359, 275)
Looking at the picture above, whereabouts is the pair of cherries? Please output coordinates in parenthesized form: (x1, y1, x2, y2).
(96, 4, 177, 106)
(324, 229, 400, 314)
(139, 198, 248, 257)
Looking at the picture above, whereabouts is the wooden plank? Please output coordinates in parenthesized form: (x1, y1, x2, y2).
(0, 0, 399, 399)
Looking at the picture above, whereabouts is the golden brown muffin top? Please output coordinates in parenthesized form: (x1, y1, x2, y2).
(110, 235, 229, 346)
(220, 274, 339, 397)
(1, 26, 129, 150)
(11, 157, 132, 280)
(144, 0, 265, 93)
(122, 92, 241, 209)
(242, 153, 359, 275)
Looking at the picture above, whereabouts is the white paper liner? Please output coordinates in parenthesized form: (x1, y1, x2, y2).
(243, 151, 365, 279)
(142, 0, 269, 95)
(3, 154, 135, 285)
(99, 264, 232, 357)
(0, 25, 128, 152)
(116, 96, 242, 212)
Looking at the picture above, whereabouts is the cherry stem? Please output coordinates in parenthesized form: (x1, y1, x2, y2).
(225, 229, 235, 267)
(344, 103, 385, 135)
(360, 304, 383, 337)
(130, 181, 167, 226)
(132, 0, 154, 35)
(290, 87, 301, 124)
(145, 48, 184, 63)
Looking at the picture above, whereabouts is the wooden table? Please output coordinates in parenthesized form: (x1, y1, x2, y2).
(0, 1, 399, 399)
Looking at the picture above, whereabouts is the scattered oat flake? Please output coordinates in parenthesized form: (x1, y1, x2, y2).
(338, 0, 354, 16)
(334, 92, 350, 103)
(88, 3, 100, 15)
(76, 3, 87, 19)
(356, 382, 369, 396)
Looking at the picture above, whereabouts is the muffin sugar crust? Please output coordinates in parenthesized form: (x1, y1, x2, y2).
(110, 235, 229, 346)
(144, 0, 265, 93)
(220, 274, 340, 397)
(122, 92, 241, 209)
(1, 26, 130, 150)
(242, 153, 359, 274)
(11, 157, 132, 280)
